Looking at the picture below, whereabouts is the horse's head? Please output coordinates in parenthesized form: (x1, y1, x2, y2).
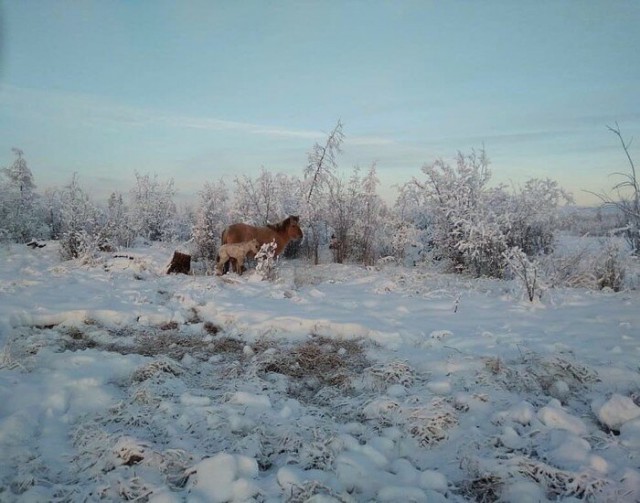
(286, 215, 303, 240)
(249, 238, 261, 254)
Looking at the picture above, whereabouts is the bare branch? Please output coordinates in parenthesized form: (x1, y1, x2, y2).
(607, 123, 638, 197)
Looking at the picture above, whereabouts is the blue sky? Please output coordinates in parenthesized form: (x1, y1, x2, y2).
(1, 1, 639, 205)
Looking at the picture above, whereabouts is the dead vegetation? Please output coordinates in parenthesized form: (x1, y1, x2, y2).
(256, 335, 369, 390)
(284, 481, 354, 503)
(362, 360, 416, 390)
(52, 321, 239, 362)
(131, 357, 184, 382)
(515, 458, 613, 501)
(460, 475, 504, 503)
(481, 352, 598, 402)
(407, 398, 459, 446)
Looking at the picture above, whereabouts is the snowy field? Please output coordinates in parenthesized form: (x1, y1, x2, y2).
(1, 241, 639, 502)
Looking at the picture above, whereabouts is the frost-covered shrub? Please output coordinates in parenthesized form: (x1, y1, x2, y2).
(504, 246, 540, 302)
(325, 164, 387, 265)
(255, 240, 278, 281)
(129, 171, 177, 242)
(540, 241, 595, 290)
(101, 191, 134, 249)
(192, 181, 229, 270)
(401, 150, 571, 277)
(405, 149, 509, 276)
(541, 237, 630, 291)
(456, 213, 510, 277)
(58, 174, 102, 260)
(505, 178, 573, 256)
(592, 238, 627, 291)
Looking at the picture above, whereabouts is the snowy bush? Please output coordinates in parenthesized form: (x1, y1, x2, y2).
(541, 237, 630, 291)
(405, 149, 509, 276)
(255, 240, 278, 281)
(504, 246, 540, 302)
(129, 171, 177, 242)
(506, 178, 573, 256)
(58, 174, 102, 260)
(192, 181, 229, 270)
(402, 149, 572, 277)
(324, 164, 388, 265)
(102, 191, 134, 249)
(592, 238, 627, 291)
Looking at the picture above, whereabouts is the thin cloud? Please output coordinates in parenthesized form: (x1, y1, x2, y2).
(0, 85, 332, 141)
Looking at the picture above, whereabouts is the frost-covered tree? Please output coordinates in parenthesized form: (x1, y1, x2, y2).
(303, 121, 344, 264)
(192, 180, 230, 267)
(391, 180, 430, 263)
(232, 167, 278, 225)
(326, 164, 387, 265)
(42, 187, 63, 240)
(351, 164, 386, 265)
(129, 172, 177, 242)
(0, 148, 42, 242)
(102, 191, 133, 248)
(174, 204, 196, 243)
(232, 168, 303, 226)
(325, 174, 356, 263)
(58, 174, 101, 260)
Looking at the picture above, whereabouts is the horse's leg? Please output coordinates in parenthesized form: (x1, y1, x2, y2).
(237, 257, 244, 276)
(216, 252, 224, 275)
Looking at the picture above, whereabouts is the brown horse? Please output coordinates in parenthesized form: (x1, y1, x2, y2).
(221, 215, 303, 272)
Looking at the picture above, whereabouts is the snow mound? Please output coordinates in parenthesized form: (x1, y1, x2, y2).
(592, 393, 640, 431)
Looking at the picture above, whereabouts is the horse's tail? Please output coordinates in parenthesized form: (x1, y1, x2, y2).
(221, 228, 227, 245)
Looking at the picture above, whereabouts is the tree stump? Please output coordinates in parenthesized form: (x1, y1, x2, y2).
(167, 251, 191, 274)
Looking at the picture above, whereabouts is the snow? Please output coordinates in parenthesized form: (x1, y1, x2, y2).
(1, 240, 639, 501)
(592, 393, 640, 431)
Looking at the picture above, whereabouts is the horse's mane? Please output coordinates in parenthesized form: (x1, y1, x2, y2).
(266, 216, 296, 232)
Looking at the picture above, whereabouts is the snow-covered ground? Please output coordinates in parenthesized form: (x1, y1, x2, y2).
(0, 241, 639, 502)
